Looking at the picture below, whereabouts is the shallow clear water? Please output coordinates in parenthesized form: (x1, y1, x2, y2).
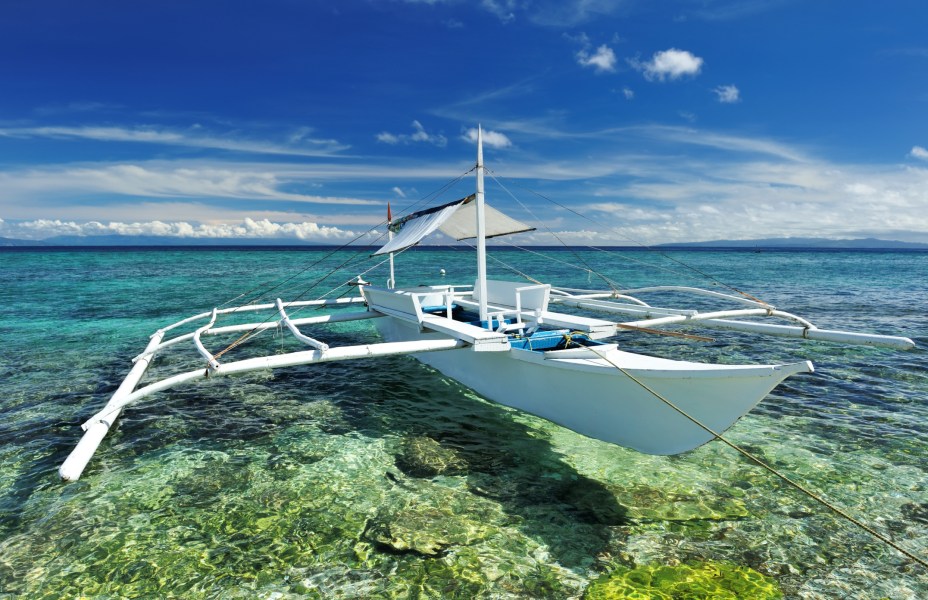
(0, 246, 926, 598)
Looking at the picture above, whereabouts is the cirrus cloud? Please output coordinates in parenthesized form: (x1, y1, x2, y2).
(0, 124, 349, 157)
(0, 162, 381, 206)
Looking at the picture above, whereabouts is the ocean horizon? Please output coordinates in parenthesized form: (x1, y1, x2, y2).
(1, 246, 925, 598)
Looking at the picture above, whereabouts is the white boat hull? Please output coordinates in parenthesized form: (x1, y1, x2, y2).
(375, 316, 812, 455)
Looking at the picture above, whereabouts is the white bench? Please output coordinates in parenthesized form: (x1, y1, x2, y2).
(362, 286, 509, 351)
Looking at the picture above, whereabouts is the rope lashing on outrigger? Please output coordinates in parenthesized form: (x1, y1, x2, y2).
(581, 342, 928, 571)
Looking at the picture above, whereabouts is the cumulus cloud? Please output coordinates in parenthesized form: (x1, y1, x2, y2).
(910, 146, 928, 160)
(713, 84, 741, 103)
(577, 44, 617, 73)
(462, 127, 512, 149)
(0, 218, 356, 241)
(376, 120, 447, 147)
(631, 48, 704, 81)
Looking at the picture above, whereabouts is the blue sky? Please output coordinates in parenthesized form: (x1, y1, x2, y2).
(1, 0, 927, 244)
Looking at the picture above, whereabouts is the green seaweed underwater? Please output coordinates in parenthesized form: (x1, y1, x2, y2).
(1, 248, 926, 598)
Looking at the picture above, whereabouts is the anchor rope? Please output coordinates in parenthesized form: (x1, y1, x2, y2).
(484, 169, 923, 567)
(579, 339, 928, 570)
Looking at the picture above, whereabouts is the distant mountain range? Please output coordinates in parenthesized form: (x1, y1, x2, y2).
(658, 237, 928, 249)
(2, 234, 927, 249)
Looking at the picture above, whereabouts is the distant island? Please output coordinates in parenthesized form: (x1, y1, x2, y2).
(658, 237, 928, 249)
(2, 235, 927, 249)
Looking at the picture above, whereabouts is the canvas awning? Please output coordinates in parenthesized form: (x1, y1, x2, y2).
(373, 194, 534, 255)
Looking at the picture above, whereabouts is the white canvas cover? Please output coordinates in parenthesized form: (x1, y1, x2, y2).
(374, 201, 462, 255)
(373, 195, 534, 256)
(439, 201, 535, 241)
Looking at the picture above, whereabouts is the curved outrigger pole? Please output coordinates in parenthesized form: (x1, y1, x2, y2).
(58, 299, 466, 482)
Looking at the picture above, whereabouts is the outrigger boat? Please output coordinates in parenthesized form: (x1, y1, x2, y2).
(59, 127, 915, 481)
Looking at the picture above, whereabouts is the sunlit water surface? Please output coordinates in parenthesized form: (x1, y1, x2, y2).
(0, 247, 926, 598)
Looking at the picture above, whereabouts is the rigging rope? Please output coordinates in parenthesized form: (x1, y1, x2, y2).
(580, 341, 928, 570)
(210, 168, 478, 361)
(486, 168, 771, 307)
(486, 170, 625, 294)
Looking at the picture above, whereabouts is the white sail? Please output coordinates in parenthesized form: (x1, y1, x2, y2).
(373, 195, 533, 256)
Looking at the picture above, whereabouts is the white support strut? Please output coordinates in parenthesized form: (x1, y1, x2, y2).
(88, 338, 470, 428)
(276, 298, 330, 352)
(61, 335, 468, 481)
(59, 330, 165, 482)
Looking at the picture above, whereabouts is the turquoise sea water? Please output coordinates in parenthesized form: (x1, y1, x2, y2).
(0, 246, 926, 598)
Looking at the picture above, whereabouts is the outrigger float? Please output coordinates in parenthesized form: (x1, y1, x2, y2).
(59, 127, 915, 482)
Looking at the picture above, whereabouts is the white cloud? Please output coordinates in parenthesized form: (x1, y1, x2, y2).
(462, 128, 512, 148)
(392, 186, 407, 198)
(713, 84, 741, 103)
(573, 160, 928, 244)
(375, 121, 447, 146)
(632, 48, 704, 81)
(0, 217, 357, 241)
(526, 0, 629, 27)
(404, 0, 627, 27)
(0, 125, 349, 157)
(480, 0, 517, 23)
(910, 146, 928, 160)
(0, 163, 380, 206)
(577, 44, 617, 73)
(376, 132, 400, 144)
(638, 125, 807, 162)
(622, 87, 634, 99)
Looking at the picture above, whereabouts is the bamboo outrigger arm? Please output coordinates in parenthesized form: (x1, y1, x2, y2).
(58, 298, 470, 482)
(550, 287, 915, 350)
